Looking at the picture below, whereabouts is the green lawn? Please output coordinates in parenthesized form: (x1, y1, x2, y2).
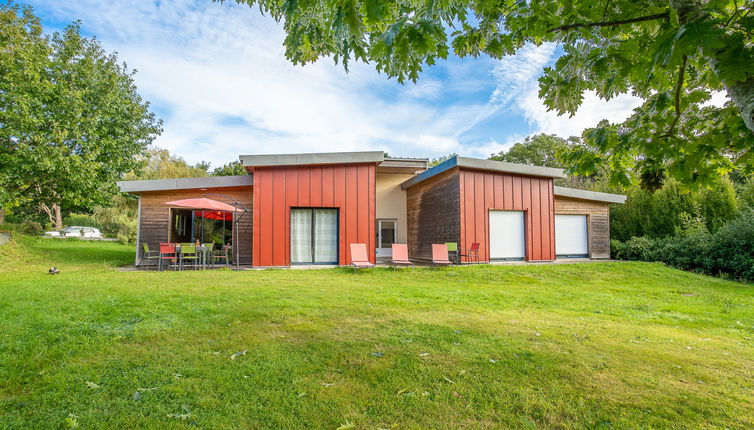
(1, 236, 753, 429)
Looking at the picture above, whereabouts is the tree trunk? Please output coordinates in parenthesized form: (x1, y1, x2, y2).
(0, 208, 4, 225)
(39, 202, 63, 229)
(669, 0, 754, 134)
(53, 204, 62, 230)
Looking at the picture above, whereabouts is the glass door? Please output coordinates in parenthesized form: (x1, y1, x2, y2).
(376, 219, 396, 258)
(291, 208, 339, 264)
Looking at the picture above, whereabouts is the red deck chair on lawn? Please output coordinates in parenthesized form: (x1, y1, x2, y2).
(350, 243, 375, 272)
(432, 244, 454, 267)
(460, 242, 481, 264)
(390, 244, 413, 269)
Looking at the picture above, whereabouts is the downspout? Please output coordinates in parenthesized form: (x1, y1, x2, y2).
(135, 196, 141, 267)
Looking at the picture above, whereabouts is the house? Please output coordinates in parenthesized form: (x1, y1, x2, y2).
(117, 151, 626, 267)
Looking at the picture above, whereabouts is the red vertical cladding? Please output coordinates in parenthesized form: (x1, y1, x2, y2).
(367, 164, 376, 262)
(310, 167, 322, 207)
(252, 170, 263, 267)
(473, 172, 485, 260)
(259, 169, 275, 266)
(272, 168, 287, 266)
(540, 178, 554, 260)
(459, 168, 467, 259)
(356, 165, 369, 257)
(252, 163, 376, 267)
(322, 166, 334, 207)
(527, 178, 546, 260)
(458, 169, 555, 262)
(333, 166, 347, 264)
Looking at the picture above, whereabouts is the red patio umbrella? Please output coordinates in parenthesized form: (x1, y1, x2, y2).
(163, 198, 239, 212)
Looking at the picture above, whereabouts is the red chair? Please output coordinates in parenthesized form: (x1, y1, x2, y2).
(431, 244, 453, 267)
(460, 242, 481, 264)
(159, 243, 178, 271)
(350, 243, 375, 272)
(390, 244, 413, 269)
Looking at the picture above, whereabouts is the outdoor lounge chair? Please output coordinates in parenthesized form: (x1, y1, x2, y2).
(139, 243, 160, 269)
(390, 244, 413, 269)
(445, 242, 459, 264)
(432, 244, 454, 267)
(212, 244, 231, 267)
(350, 243, 375, 272)
(460, 242, 481, 264)
(179, 243, 199, 270)
(158, 243, 178, 271)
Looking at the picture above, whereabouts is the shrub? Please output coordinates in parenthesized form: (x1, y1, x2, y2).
(18, 221, 44, 236)
(611, 236, 657, 261)
(613, 210, 754, 281)
(705, 211, 754, 281)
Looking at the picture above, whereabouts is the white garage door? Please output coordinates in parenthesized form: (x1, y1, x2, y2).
(555, 215, 589, 257)
(489, 210, 526, 260)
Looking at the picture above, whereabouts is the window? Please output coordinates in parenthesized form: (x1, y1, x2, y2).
(290, 208, 339, 264)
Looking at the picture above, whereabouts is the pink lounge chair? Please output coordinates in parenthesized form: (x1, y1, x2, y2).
(350, 243, 375, 272)
(390, 244, 413, 269)
(432, 244, 454, 267)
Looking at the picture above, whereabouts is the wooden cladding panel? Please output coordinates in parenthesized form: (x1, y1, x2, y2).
(136, 186, 253, 265)
(459, 169, 555, 262)
(554, 196, 612, 259)
(252, 164, 376, 266)
(406, 168, 461, 260)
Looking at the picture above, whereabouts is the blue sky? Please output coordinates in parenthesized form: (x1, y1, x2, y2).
(25, 0, 642, 168)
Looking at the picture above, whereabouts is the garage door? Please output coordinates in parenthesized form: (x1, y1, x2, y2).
(555, 215, 589, 257)
(489, 210, 526, 260)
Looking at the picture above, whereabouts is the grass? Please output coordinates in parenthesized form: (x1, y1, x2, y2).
(1, 236, 753, 429)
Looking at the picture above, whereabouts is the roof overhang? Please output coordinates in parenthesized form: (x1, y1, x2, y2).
(117, 175, 253, 194)
(554, 186, 627, 204)
(401, 156, 566, 190)
(240, 151, 385, 170)
(377, 157, 428, 174)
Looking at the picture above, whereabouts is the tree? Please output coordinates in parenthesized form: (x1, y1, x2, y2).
(212, 160, 248, 176)
(489, 134, 573, 167)
(125, 148, 210, 180)
(228, 0, 754, 188)
(0, 4, 162, 228)
(429, 153, 458, 166)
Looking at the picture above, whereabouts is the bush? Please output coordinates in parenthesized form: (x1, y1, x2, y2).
(18, 221, 44, 236)
(611, 236, 657, 261)
(705, 211, 754, 281)
(613, 210, 754, 281)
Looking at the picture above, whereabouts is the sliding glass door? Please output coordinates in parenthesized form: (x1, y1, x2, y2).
(290, 208, 339, 264)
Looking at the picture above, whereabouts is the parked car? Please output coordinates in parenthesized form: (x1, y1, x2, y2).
(45, 226, 103, 239)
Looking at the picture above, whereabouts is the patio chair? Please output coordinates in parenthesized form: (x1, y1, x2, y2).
(350, 243, 375, 272)
(179, 243, 199, 270)
(460, 242, 481, 265)
(432, 244, 454, 267)
(445, 242, 459, 264)
(390, 244, 413, 269)
(158, 243, 178, 271)
(139, 242, 160, 270)
(201, 242, 214, 269)
(212, 244, 231, 267)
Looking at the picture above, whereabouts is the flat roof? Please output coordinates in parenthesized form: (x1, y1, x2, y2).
(554, 186, 627, 204)
(240, 151, 385, 168)
(401, 156, 566, 189)
(117, 175, 253, 193)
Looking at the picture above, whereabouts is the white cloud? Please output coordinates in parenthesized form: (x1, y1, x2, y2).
(28, 0, 645, 165)
(519, 90, 643, 138)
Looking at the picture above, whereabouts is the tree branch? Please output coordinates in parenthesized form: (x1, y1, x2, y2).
(662, 55, 688, 138)
(547, 11, 670, 33)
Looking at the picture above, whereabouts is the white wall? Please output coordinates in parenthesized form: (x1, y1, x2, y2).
(375, 173, 414, 244)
